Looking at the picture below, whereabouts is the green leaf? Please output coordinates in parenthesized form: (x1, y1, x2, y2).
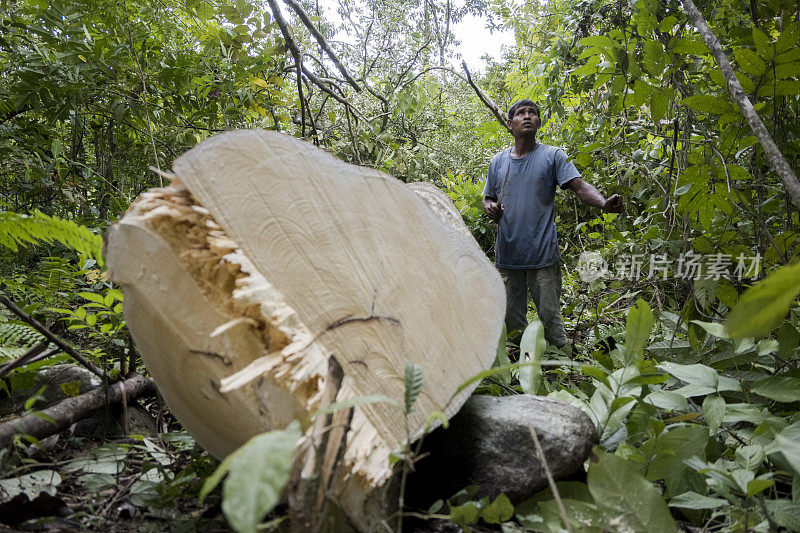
(588, 450, 678, 532)
(579, 36, 622, 50)
(691, 320, 729, 339)
(669, 491, 728, 509)
(404, 361, 425, 414)
(657, 362, 719, 388)
(449, 502, 480, 528)
(221, 422, 301, 533)
(519, 318, 546, 394)
(747, 478, 774, 496)
(726, 262, 800, 339)
(79, 292, 105, 305)
(775, 423, 800, 474)
(671, 37, 709, 55)
(683, 95, 730, 115)
(776, 61, 800, 79)
(775, 48, 800, 64)
(642, 40, 665, 77)
(625, 299, 654, 361)
(751, 377, 800, 402)
(650, 90, 670, 122)
(702, 394, 725, 432)
(734, 48, 766, 76)
(638, 426, 708, 482)
(752, 28, 774, 60)
(481, 493, 514, 524)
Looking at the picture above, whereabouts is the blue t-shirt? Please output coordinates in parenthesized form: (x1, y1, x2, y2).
(482, 144, 580, 268)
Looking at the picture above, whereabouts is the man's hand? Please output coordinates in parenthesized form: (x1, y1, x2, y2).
(603, 194, 623, 213)
(482, 197, 504, 222)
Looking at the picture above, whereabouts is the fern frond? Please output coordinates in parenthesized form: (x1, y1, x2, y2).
(0, 210, 103, 265)
(0, 321, 46, 362)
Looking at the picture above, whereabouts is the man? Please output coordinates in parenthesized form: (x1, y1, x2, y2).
(482, 100, 622, 348)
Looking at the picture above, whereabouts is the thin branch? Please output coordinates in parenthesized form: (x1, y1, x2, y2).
(461, 61, 509, 131)
(267, 0, 367, 122)
(529, 424, 573, 533)
(0, 341, 58, 378)
(282, 0, 362, 92)
(680, 0, 800, 209)
(0, 295, 106, 379)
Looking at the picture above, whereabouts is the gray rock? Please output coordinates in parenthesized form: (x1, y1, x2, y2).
(0, 364, 102, 416)
(406, 394, 597, 506)
(1, 364, 156, 439)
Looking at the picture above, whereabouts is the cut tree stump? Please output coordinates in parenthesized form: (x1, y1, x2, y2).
(105, 130, 504, 530)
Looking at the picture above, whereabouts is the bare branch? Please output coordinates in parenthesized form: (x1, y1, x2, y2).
(282, 0, 362, 92)
(461, 61, 509, 132)
(266, 0, 367, 122)
(680, 0, 800, 209)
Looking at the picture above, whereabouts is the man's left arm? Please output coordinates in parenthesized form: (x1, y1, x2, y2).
(566, 178, 623, 213)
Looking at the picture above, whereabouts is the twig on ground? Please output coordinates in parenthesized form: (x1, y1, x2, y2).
(529, 423, 573, 533)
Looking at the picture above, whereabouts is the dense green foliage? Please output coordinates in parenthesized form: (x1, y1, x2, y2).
(1, 0, 800, 529)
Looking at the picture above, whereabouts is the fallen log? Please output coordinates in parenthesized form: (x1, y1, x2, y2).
(0, 373, 156, 448)
(105, 130, 505, 530)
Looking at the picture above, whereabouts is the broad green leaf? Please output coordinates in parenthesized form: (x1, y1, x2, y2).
(657, 362, 719, 388)
(776, 61, 800, 79)
(449, 502, 480, 528)
(481, 493, 514, 524)
(404, 361, 425, 413)
(726, 261, 800, 338)
(519, 318, 546, 394)
(669, 491, 728, 509)
(631, 79, 654, 109)
(776, 22, 800, 53)
(221, 422, 301, 533)
(691, 320, 729, 339)
(751, 377, 800, 402)
(625, 299, 653, 361)
(747, 478, 774, 496)
(650, 90, 670, 122)
(588, 450, 678, 532)
(702, 395, 725, 432)
(776, 48, 800, 64)
(776, 423, 800, 474)
(752, 28, 774, 60)
(579, 36, 622, 50)
(642, 40, 665, 76)
(639, 425, 708, 482)
(644, 390, 687, 411)
(683, 95, 730, 115)
(670, 37, 709, 55)
(734, 48, 766, 76)
(765, 499, 800, 531)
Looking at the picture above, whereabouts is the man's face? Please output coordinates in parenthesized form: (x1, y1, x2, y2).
(508, 105, 541, 138)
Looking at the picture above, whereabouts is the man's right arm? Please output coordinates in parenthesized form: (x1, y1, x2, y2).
(483, 196, 503, 222)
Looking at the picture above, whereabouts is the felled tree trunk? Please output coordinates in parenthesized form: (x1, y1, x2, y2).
(105, 130, 504, 530)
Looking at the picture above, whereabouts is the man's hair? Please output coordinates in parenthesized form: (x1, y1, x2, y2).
(507, 99, 541, 121)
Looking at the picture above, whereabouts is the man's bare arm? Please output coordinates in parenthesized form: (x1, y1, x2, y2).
(566, 178, 623, 213)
